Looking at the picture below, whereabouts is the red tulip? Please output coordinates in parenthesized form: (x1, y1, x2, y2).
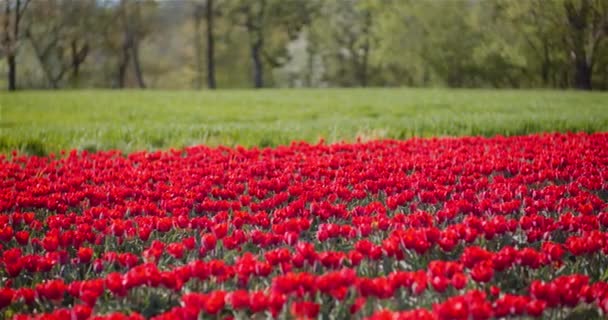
(14, 230, 29, 245)
(291, 301, 320, 318)
(0, 288, 14, 310)
(77, 247, 94, 264)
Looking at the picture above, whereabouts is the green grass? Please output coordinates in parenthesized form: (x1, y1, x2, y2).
(1, 88, 607, 156)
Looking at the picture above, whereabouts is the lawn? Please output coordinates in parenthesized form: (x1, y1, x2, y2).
(1, 88, 607, 155)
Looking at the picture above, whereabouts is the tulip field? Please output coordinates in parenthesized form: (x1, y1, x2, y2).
(1, 130, 608, 319)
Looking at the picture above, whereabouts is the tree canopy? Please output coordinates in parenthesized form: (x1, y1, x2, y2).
(2, 0, 607, 90)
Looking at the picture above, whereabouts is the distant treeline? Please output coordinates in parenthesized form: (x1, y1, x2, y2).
(2, 0, 608, 91)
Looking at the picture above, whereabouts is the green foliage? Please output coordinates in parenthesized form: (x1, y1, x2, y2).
(3, 0, 607, 90)
(1, 88, 607, 155)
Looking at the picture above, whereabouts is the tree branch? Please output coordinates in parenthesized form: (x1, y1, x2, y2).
(18, 0, 30, 18)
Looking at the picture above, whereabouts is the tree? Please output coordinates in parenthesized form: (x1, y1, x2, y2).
(229, 0, 317, 88)
(373, 0, 475, 87)
(501, 0, 564, 87)
(2, 0, 31, 91)
(24, 1, 70, 88)
(121, 0, 145, 88)
(205, 0, 216, 89)
(63, 0, 94, 86)
(239, 0, 266, 88)
(1, 0, 606, 90)
(563, 0, 608, 90)
(26, 12, 69, 89)
(113, 0, 154, 89)
(504, 0, 608, 90)
(193, 0, 217, 89)
(193, 2, 204, 89)
(311, 0, 377, 87)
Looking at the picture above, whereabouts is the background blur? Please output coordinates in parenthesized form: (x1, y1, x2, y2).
(2, 0, 608, 91)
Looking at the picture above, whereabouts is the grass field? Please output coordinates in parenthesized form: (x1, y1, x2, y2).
(1, 88, 608, 155)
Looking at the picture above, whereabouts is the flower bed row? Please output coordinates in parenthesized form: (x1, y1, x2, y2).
(1, 132, 607, 319)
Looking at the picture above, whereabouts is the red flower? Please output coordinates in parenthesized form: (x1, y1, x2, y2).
(42, 235, 60, 252)
(249, 291, 269, 313)
(167, 242, 186, 259)
(0, 288, 13, 310)
(183, 237, 196, 250)
(105, 272, 126, 296)
(489, 285, 500, 297)
(212, 223, 228, 239)
(204, 291, 226, 314)
(36, 279, 67, 301)
(202, 233, 217, 250)
(72, 304, 93, 320)
(431, 275, 449, 293)
(350, 297, 366, 314)
(435, 295, 469, 320)
(156, 217, 173, 233)
(291, 301, 320, 318)
(77, 247, 94, 264)
(138, 227, 152, 241)
(93, 259, 104, 273)
(0, 226, 13, 242)
(14, 231, 29, 245)
(4, 259, 23, 277)
(227, 290, 249, 310)
(14, 288, 35, 305)
(470, 261, 494, 283)
(525, 300, 546, 317)
(451, 273, 467, 290)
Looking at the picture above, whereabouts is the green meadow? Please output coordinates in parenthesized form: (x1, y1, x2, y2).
(1, 88, 607, 155)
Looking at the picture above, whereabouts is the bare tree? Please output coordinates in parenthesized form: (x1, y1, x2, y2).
(26, 1, 65, 89)
(70, 38, 89, 81)
(117, 0, 146, 88)
(27, 26, 69, 88)
(65, 0, 93, 85)
(23, 0, 93, 89)
(2, 0, 31, 91)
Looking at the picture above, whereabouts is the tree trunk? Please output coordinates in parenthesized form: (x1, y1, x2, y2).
(4, 0, 22, 91)
(70, 40, 88, 82)
(565, 0, 593, 90)
(193, 4, 203, 89)
(4, 0, 13, 91)
(573, 61, 592, 90)
(130, 1, 146, 89)
(131, 42, 146, 88)
(206, 0, 216, 89)
(306, 44, 314, 87)
(71, 41, 80, 79)
(117, 1, 130, 88)
(28, 27, 66, 89)
(540, 41, 550, 86)
(251, 39, 263, 88)
(117, 0, 145, 89)
(359, 11, 372, 87)
(8, 55, 16, 91)
(117, 41, 130, 88)
(245, 0, 266, 89)
(359, 43, 369, 87)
